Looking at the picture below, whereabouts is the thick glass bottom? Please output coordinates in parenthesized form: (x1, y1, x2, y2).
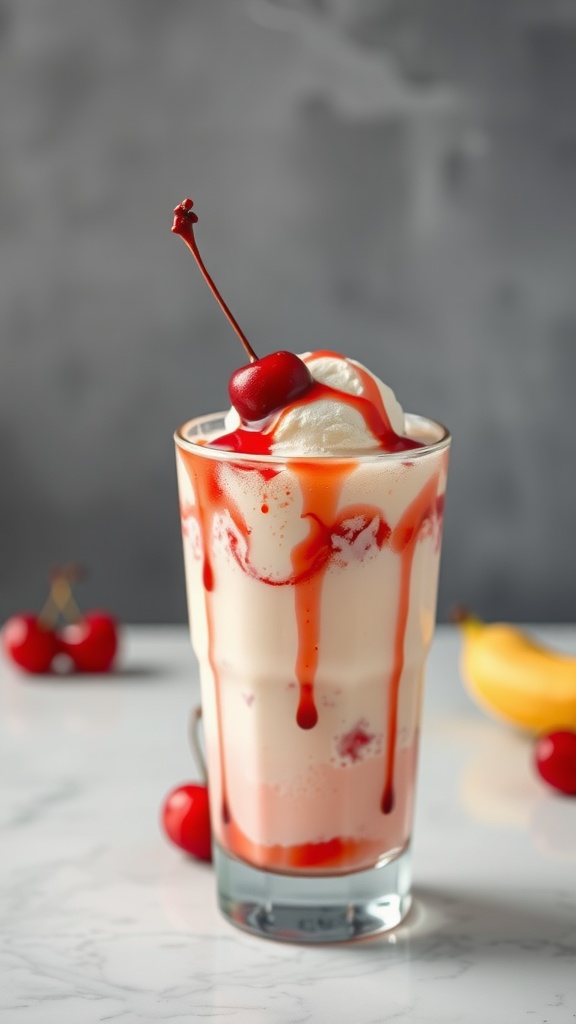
(215, 843, 412, 944)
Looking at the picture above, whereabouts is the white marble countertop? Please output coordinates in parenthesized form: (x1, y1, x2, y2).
(2, 625, 576, 1024)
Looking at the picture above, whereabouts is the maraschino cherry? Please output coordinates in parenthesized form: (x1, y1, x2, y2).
(60, 611, 118, 673)
(161, 706, 212, 861)
(2, 614, 57, 674)
(1, 566, 118, 675)
(162, 784, 211, 861)
(534, 730, 576, 796)
(171, 198, 313, 421)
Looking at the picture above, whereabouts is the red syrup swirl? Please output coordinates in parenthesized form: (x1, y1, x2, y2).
(206, 427, 274, 456)
(289, 461, 355, 729)
(381, 471, 441, 813)
(302, 351, 425, 454)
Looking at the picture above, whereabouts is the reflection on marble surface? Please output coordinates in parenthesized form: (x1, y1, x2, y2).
(2, 626, 576, 1023)
(455, 717, 576, 863)
(426, 628, 576, 866)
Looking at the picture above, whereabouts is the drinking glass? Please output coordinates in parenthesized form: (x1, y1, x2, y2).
(175, 412, 450, 942)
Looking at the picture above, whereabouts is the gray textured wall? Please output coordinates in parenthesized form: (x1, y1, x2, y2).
(2, 0, 576, 625)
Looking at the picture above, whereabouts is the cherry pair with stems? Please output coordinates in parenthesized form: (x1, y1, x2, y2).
(2, 566, 118, 675)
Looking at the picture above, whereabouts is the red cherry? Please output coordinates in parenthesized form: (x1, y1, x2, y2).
(534, 730, 576, 795)
(161, 783, 212, 861)
(2, 614, 57, 673)
(229, 350, 314, 422)
(59, 612, 118, 673)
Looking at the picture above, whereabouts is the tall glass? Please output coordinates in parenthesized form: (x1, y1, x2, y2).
(175, 412, 450, 943)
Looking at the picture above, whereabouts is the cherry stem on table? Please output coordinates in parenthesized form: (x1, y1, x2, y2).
(172, 199, 258, 364)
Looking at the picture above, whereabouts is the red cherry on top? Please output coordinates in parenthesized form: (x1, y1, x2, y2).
(229, 350, 314, 422)
(2, 614, 57, 674)
(59, 612, 118, 673)
(534, 730, 576, 796)
(161, 783, 212, 861)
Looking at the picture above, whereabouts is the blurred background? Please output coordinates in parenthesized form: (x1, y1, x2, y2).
(2, 0, 576, 625)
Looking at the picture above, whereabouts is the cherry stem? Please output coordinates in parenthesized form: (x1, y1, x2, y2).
(172, 199, 258, 364)
(38, 594, 60, 629)
(38, 565, 84, 626)
(189, 705, 207, 786)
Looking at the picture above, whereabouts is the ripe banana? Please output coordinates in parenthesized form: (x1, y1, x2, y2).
(457, 614, 576, 733)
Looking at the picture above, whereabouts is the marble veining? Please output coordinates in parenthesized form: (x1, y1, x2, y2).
(1, 626, 576, 1023)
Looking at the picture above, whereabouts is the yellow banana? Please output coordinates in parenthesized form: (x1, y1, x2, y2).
(458, 614, 576, 733)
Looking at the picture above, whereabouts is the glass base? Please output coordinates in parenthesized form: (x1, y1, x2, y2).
(215, 844, 412, 944)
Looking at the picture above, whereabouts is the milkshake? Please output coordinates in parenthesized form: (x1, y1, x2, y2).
(172, 200, 450, 941)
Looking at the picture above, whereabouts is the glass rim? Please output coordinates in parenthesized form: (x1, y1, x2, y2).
(174, 411, 451, 464)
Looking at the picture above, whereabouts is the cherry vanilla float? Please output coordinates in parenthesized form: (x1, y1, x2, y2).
(172, 199, 450, 942)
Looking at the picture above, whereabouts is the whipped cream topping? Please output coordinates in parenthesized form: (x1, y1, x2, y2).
(224, 351, 406, 456)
